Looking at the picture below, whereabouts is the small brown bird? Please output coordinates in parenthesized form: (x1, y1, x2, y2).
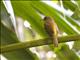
(43, 16, 59, 47)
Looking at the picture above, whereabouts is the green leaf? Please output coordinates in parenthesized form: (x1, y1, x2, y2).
(1, 23, 37, 60)
(11, 1, 47, 38)
(76, 1, 80, 8)
(1, 2, 38, 60)
(73, 41, 80, 51)
(56, 44, 79, 60)
(31, 1, 78, 34)
(1, 1, 14, 30)
(1, 1, 80, 60)
(62, 1, 77, 11)
(71, 1, 80, 20)
(32, 2, 79, 60)
(62, 1, 80, 20)
(65, 16, 80, 30)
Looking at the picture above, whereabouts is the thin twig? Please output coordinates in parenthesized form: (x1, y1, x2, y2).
(1, 34, 80, 53)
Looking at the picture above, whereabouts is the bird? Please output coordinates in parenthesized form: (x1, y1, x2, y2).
(43, 16, 59, 47)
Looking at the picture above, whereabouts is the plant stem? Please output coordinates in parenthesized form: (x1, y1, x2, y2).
(1, 34, 80, 53)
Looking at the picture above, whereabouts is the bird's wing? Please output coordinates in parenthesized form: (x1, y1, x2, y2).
(44, 20, 56, 36)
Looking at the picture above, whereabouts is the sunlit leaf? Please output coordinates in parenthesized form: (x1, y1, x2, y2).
(1, 2, 38, 60)
(11, 1, 47, 38)
(1, 1, 14, 30)
(31, 1, 78, 34)
(62, 1, 77, 11)
(1, 1, 80, 60)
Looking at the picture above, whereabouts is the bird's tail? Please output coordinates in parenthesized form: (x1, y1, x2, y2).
(53, 35, 58, 47)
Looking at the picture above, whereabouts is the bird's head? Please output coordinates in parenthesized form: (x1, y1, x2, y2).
(43, 16, 52, 21)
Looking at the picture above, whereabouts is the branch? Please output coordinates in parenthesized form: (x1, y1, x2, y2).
(1, 35, 80, 53)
